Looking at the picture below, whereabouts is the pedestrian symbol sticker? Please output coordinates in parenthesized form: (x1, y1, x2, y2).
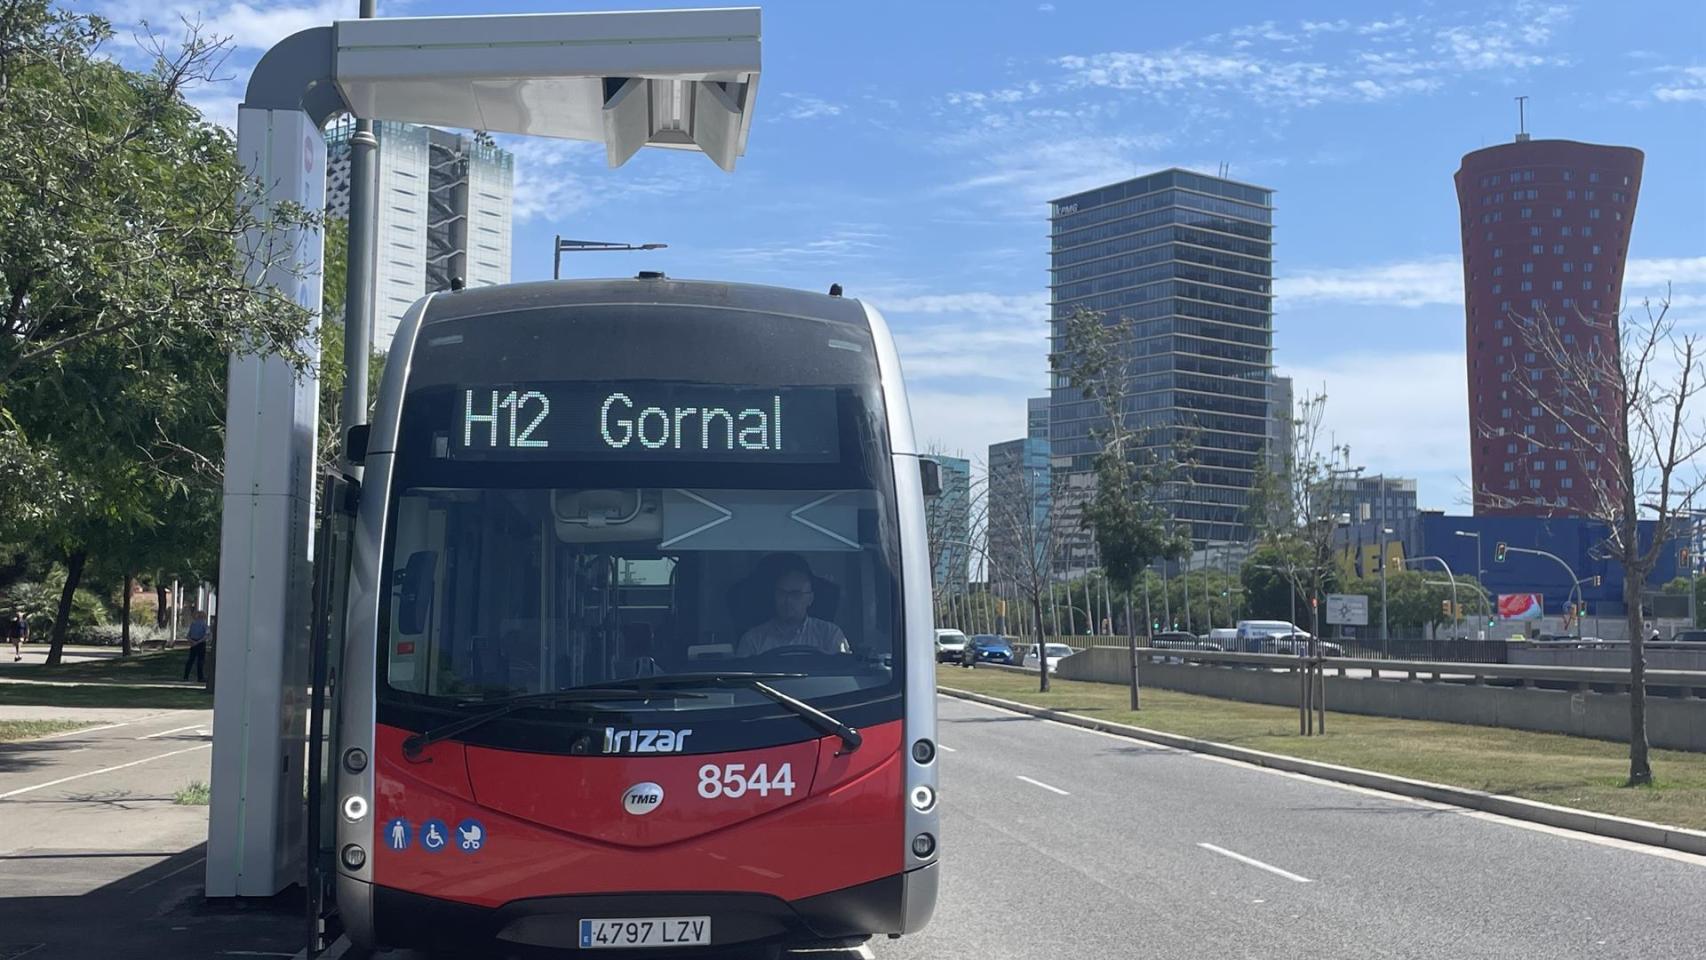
(383, 818, 411, 852)
(456, 819, 486, 853)
(420, 819, 449, 854)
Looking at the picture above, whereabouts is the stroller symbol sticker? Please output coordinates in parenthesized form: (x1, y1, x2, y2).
(456, 819, 486, 853)
(420, 819, 449, 853)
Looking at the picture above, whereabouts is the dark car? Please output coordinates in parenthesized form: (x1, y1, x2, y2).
(969, 634, 1015, 664)
(1150, 631, 1222, 652)
(1674, 629, 1706, 644)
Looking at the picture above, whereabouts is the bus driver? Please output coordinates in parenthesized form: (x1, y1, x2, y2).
(736, 555, 851, 657)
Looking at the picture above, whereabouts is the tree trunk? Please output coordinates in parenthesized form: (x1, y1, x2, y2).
(155, 583, 169, 628)
(1625, 574, 1652, 786)
(46, 550, 87, 666)
(121, 574, 132, 658)
(1034, 593, 1049, 693)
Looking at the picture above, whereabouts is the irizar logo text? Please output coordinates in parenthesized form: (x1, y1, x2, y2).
(603, 727, 693, 754)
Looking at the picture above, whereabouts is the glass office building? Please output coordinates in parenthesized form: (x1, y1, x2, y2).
(1048, 169, 1275, 552)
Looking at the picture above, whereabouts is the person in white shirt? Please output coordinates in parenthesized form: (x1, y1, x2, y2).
(736, 559, 849, 657)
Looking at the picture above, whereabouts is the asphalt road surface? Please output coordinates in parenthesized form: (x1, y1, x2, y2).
(0, 709, 301, 960)
(874, 694, 1706, 960)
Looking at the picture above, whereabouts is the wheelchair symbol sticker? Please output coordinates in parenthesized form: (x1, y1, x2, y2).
(382, 818, 411, 852)
(456, 819, 486, 853)
(420, 819, 449, 853)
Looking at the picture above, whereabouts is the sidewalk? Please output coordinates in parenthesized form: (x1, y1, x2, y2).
(0, 713, 304, 959)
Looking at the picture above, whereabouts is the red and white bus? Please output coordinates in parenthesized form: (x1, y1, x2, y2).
(325, 276, 940, 955)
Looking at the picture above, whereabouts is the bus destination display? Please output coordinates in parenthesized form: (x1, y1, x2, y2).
(448, 383, 841, 462)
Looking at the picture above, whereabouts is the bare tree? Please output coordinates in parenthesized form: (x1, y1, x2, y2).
(1486, 293, 1703, 785)
(1248, 390, 1352, 642)
(1049, 307, 1191, 708)
(986, 447, 1070, 692)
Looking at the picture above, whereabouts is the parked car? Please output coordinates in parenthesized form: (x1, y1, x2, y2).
(934, 628, 968, 664)
(1234, 619, 1310, 652)
(1674, 630, 1706, 644)
(1149, 631, 1222, 652)
(1022, 642, 1078, 673)
(1259, 633, 1344, 657)
(969, 634, 1015, 664)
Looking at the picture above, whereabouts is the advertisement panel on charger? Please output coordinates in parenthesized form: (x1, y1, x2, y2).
(1497, 593, 1544, 621)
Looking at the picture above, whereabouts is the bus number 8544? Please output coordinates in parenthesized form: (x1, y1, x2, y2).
(697, 763, 795, 799)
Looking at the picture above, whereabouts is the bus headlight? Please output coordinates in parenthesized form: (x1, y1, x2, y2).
(341, 844, 367, 870)
(910, 739, 935, 765)
(342, 795, 369, 822)
(911, 833, 936, 858)
(910, 785, 936, 812)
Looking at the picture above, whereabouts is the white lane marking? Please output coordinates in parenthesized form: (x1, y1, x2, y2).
(32, 714, 176, 741)
(937, 744, 957, 753)
(131, 855, 207, 893)
(1198, 842, 1312, 883)
(138, 724, 205, 740)
(0, 744, 211, 799)
(1016, 775, 1070, 796)
(856, 946, 875, 959)
(941, 694, 1706, 868)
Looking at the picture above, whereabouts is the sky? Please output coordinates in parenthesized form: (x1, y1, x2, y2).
(92, 0, 1706, 511)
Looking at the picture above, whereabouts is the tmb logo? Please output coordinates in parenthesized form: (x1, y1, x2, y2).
(623, 782, 665, 816)
(603, 727, 693, 754)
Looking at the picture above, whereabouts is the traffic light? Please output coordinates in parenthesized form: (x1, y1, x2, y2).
(1441, 599, 1453, 616)
(1494, 542, 1508, 563)
(1586, 575, 1602, 588)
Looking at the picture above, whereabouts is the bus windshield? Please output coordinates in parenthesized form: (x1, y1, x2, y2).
(374, 301, 903, 737)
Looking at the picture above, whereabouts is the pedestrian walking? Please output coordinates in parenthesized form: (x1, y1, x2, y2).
(183, 610, 209, 682)
(8, 608, 25, 662)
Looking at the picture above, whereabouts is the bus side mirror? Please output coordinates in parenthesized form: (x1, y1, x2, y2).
(920, 457, 942, 497)
(397, 550, 437, 635)
(346, 424, 371, 465)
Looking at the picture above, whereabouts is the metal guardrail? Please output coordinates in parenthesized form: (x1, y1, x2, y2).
(1125, 647, 1706, 694)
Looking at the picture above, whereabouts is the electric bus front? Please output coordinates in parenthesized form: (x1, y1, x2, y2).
(333, 278, 939, 954)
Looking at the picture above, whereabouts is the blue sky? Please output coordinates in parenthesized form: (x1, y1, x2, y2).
(98, 0, 1706, 510)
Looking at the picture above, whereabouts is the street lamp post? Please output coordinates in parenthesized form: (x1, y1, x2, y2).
(1404, 555, 1460, 639)
(553, 236, 668, 279)
(1498, 545, 1589, 640)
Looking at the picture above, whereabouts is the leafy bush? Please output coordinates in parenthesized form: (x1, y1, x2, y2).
(1, 570, 112, 634)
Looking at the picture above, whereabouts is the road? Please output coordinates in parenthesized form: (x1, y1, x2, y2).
(875, 694, 1706, 960)
(0, 709, 300, 960)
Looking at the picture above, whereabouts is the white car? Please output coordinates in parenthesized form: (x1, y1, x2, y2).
(1022, 642, 1077, 673)
(935, 628, 968, 664)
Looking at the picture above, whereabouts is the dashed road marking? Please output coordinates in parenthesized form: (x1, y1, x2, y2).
(1016, 775, 1070, 796)
(1198, 842, 1312, 883)
(0, 744, 211, 799)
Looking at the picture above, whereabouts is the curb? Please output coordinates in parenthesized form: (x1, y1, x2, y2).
(939, 685, 1706, 859)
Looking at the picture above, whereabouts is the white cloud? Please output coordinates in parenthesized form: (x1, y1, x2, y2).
(99, 0, 348, 52)
(716, 226, 888, 267)
(1282, 351, 1471, 510)
(1037, 3, 1056, 12)
(505, 138, 709, 224)
(777, 94, 844, 120)
(1651, 65, 1706, 102)
(1278, 256, 1462, 308)
(937, 134, 1176, 211)
(1279, 256, 1706, 309)
(1626, 256, 1706, 286)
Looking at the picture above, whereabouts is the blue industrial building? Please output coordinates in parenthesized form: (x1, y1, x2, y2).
(1414, 512, 1683, 618)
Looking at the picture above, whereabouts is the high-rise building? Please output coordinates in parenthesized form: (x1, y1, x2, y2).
(1026, 396, 1049, 441)
(986, 434, 1051, 588)
(1266, 375, 1293, 477)
(926, 456, 972, 588)
(326, 119, 515, 351)
(1319, 474, 1420, 545)
(1455, 137, 1642, 516)
(1049, 169, 1275, 556)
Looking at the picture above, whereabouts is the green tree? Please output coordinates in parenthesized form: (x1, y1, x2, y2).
(1662, 576, 1704, 628)
(0, 5, 319, 662)
(1051, 307, 1188, 705)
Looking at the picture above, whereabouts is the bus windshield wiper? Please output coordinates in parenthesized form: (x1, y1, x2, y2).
(401, 688, 706, 760)
(565, 672, 863, 754)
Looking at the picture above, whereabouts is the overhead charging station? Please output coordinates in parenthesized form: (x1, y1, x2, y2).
(209, 7, 762, 899)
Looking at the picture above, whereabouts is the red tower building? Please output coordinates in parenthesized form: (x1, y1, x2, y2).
(1455, 137, 1643, 516)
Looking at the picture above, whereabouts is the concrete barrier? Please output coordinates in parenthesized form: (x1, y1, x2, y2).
(1052, 646, 1706, 752)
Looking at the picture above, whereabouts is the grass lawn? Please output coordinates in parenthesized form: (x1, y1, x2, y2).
(0, 681, 210, 710)
(943, 668, 1706, 832)
(33, 650, 192, 684)
(0, 719, 96, 742)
